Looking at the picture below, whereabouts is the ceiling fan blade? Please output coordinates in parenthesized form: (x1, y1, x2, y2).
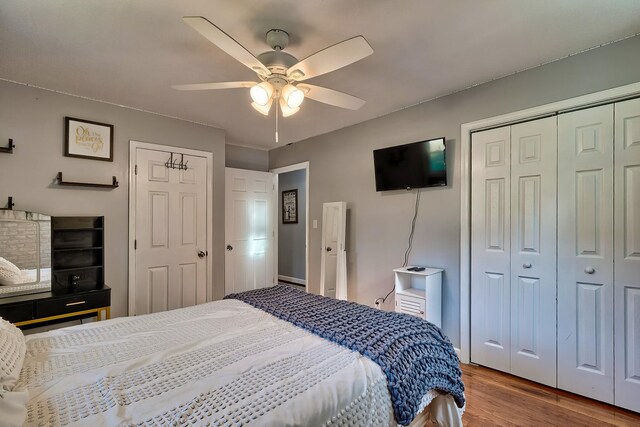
(298, 84, 365, 110)
(183, 16, 271, 77)
(172, 81, 256, 91)
(286, 36, 373, 81)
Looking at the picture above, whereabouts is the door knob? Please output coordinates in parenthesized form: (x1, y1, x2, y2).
(584, 267, 595, 274)
(523, 263, 532, 269)
(326, 246, 332, 252)
(198, 250, 206, 258)
(226, 244, 233, 251)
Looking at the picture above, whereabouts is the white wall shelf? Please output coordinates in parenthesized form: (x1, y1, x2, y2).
(393, 267, 443, 328)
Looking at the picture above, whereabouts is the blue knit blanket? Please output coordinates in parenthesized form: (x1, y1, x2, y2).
(225, 285, 464, 425)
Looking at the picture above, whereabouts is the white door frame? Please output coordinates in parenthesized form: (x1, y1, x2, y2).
(270, 161, 310, 292)
(459, 81, 640, 363)
(128, 140, 214, 316)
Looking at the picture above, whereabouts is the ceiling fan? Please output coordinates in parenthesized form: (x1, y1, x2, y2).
(173, 16, 373, 141)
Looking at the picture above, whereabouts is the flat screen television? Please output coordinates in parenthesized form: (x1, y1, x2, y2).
(373, 137, 447, 191)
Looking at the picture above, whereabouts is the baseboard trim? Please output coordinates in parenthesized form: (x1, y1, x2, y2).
(278, 275, 306, 286)
(454, 347, 462, 360)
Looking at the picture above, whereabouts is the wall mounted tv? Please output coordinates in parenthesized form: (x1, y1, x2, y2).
(373, 137, 447, 191)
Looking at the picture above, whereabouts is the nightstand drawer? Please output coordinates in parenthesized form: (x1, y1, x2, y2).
(0, 301, 34, 323)
(35, 290, 110, 318)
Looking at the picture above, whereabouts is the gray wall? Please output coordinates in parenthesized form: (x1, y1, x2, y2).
(0, 80, 227, 318)
(278, 169, 306, 281)
(269, 35, 640, 347)
(226, 144, 269, 171)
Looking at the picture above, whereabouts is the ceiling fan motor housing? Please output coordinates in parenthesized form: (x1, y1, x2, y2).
(257, 51, 298, 75)
(258, 29, 298, 76)
(266, 29, 289, 50)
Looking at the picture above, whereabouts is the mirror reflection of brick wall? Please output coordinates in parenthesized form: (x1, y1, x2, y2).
(0, 221, 44, 269)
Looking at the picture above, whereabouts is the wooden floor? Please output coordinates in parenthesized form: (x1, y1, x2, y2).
(426, 364, 640, 426)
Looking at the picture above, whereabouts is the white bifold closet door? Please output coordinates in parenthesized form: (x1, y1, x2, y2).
(471, 116, 557, 387)
(558, 105, 615, 403)
(558, 99, 640, 412)
(471, 126, 511, 373)
(614, 98, 640, 413)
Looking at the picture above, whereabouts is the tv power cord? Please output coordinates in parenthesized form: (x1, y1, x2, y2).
(374, 188, 421, 308)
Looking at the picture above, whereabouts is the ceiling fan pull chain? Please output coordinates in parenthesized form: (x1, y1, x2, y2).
(275, 100, 279, 143)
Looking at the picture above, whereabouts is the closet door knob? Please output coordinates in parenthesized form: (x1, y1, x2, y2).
(585, 267, 595, 274)
(523, 263, 532, 269)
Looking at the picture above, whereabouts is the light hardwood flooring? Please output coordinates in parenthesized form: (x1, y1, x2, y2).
(424, 364, 640, 426)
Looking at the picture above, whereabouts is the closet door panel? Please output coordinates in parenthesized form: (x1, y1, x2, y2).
(510, 117, 557, 387)
(557, 105, 614, 402)
(471, 126, 512, 372)
(614, 98, 640, 413)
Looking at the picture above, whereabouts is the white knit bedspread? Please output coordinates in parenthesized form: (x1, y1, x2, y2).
(15, 299, 398, 426)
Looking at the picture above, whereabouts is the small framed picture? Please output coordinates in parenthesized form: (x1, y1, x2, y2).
(282, 189, 298, 224)
(64, 116, 114, 161)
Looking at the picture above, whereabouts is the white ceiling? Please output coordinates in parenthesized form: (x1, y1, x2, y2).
(2, 1, 640, 150)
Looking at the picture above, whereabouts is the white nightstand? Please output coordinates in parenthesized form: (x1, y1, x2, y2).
(393, 267, 443, 328)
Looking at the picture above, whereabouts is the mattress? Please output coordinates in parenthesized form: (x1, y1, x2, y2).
(12, 299, 415, 426)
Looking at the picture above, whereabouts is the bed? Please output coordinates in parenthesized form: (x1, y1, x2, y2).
(0, 285, 464, 426)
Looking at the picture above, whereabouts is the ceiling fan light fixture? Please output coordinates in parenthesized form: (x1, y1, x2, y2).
(251, 98, 273, 116)
(282, 84, 305, 108)
(279, 97, 300, 117)
(250, 82, 273, 106)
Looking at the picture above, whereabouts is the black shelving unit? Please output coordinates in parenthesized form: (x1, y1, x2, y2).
(51, 216, 105, 294)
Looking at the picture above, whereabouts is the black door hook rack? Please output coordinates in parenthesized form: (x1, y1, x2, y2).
(56, 172, 119, 189)
(0, 139, 15, 154)
(165, 152, 188, 170)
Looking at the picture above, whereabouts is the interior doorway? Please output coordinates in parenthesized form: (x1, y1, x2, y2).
(271, 162, 309, 292)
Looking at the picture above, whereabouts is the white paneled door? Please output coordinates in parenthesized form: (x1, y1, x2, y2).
(614, 98, 640, 413)
(132, 145, 209, 315)
(320, 202, 347, 300)
(225, 168, 275, 295)
(509, 117, 557, 387)
(558, 105, 615, 402)
(471, 126, 512, 374)
(471, 117, 557, 387)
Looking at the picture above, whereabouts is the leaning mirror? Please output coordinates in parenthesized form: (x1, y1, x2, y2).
(0, 210, 51, 298)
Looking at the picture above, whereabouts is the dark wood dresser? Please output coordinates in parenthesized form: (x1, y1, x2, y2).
(0, 286, 110, 328)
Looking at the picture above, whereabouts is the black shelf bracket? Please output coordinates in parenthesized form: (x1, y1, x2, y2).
(1, 196, 15, 210)
(0, 139, 15, 154)
(56, 172, 119, 189)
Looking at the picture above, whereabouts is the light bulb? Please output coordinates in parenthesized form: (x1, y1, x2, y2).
(251, 98, 273, 116)
(282, 84, 304, 108)
(279, 97, 299, 117)
(250, 82, 273, 106)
